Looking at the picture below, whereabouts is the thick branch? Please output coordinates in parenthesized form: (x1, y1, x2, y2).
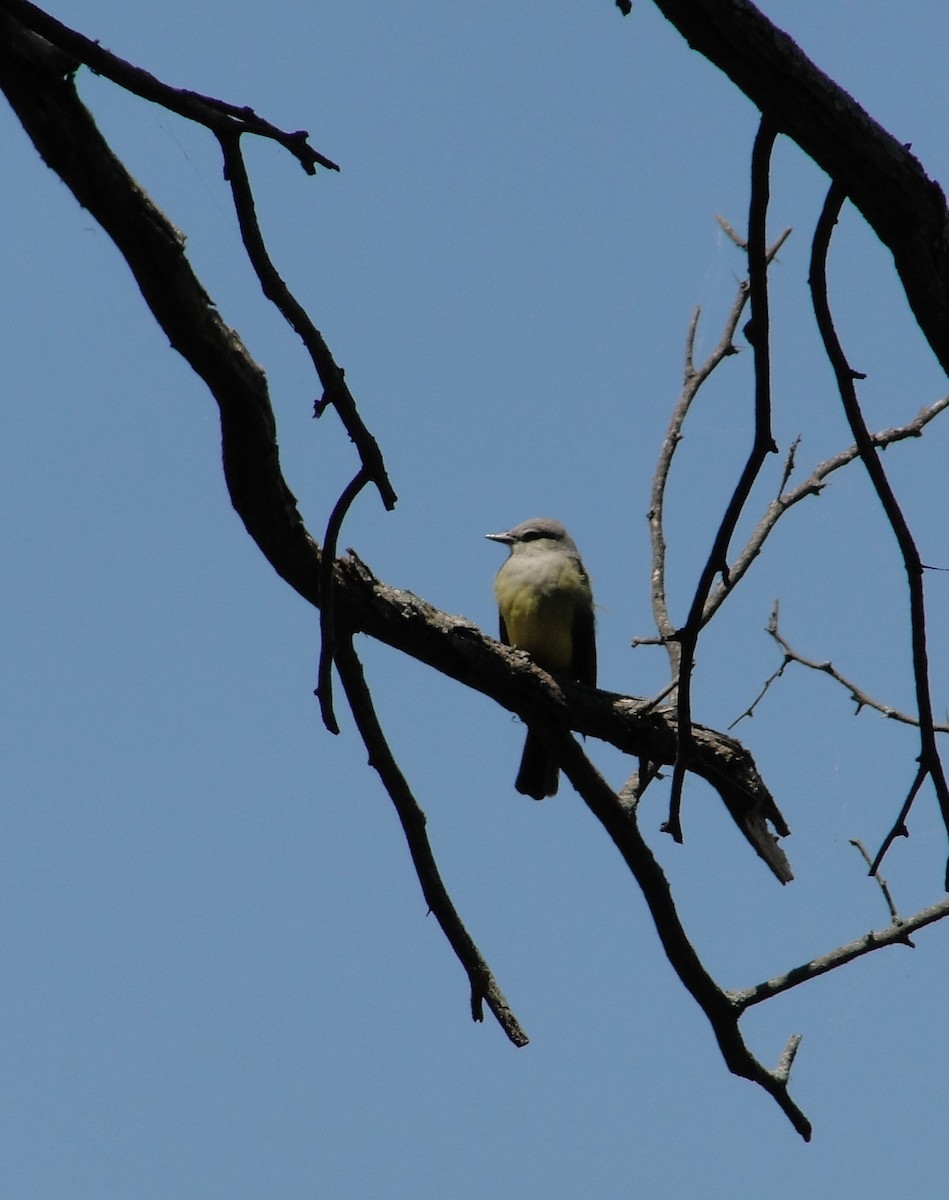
(0, 2, 397, 517)
(0, 12, 321, 601)
(644, 0, 949, 376)
(334, 554, 793, 884)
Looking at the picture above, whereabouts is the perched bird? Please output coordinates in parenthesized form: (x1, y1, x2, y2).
(486, 518, 596, 799)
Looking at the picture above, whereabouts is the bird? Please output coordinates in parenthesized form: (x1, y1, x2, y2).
(485, 517, 596, 799)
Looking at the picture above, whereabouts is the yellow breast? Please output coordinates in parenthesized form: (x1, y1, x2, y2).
(494, 556, 588, 672)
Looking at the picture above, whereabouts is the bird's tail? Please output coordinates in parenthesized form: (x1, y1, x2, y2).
(515, 731, 559, 800)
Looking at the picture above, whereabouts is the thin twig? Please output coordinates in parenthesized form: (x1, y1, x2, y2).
(850, 839, 904, 929)
(334, 633, 529, 1047)
(709, 393, 949, 627)
(774, 1034, 803, 1084)
(715, 214, 747, 249)
(728, 605, 791, 728)
(775, 434, 800, 499)
(647, 220, 790, 676)
(648, 286, 747, 677)
(635, 680, 678, 714)
(731, 893, 949, 1011)
(758, 603, 949, 733)
(645, 230, 791, 675)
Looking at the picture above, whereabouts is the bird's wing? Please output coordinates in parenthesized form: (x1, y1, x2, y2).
(572, 599, 597, 686)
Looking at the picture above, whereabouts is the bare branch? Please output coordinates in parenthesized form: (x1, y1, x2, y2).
(647, 0, 949, 375)
(850, 840, 905, 930)
(0, 16, 792, 888)
(316, 469, 372, 734)
(646, 226, 791, 676)
(762, 605, 949, 733)
(0, 3, 396, 518)
(0, 13, 325, 602)
(667, 118, 780, 844)
(715, 213, 747, 250)
(334, 634, 529, 1046)
(0, 0, 340, 173)
(774, 1034, 803, 1085)
(728, 606, 791, 728)
(774, 434, 800, 498)
(218, 133, 396, 512)
(710, 392, 949, 624)
(809, 182, 949, 882)
(556, 737, 809, 1139)
(647, 287, 747, 676)
(871, 764, 928, 877)
(731, 895, 949, 1011)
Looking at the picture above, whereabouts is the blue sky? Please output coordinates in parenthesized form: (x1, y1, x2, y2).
(3, 2, 949, 1196)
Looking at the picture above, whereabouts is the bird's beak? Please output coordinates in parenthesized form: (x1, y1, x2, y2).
(485, 531, 514, 545)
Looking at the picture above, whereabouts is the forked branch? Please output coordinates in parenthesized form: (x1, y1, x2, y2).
(750, 601, 949, 735)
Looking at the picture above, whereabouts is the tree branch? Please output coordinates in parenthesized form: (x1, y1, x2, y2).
(759, 602, 949, 734)
(0, 16, 793, 885)
(809, 183, 949, 884)
(218, 131, 396, 513)
(731, 895, 949, 1010)
(556, 736, 810, 1139)
(0, 0, 340, 173)
(0, 0, 397, 517)
(644, 0, 949, 376)
(667, 118, 779, 843)
(335, 553, 793, 883)
(716, 392, 949, 627)
(643, 225, 791, 669)
(850, 839, 903, 928)
(0, 11, 323, 603)
(316, 469, 371, 734)
(334, 633, 529, 1046)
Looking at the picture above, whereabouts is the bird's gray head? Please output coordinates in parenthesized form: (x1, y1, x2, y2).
(485, 517, 577, 552)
